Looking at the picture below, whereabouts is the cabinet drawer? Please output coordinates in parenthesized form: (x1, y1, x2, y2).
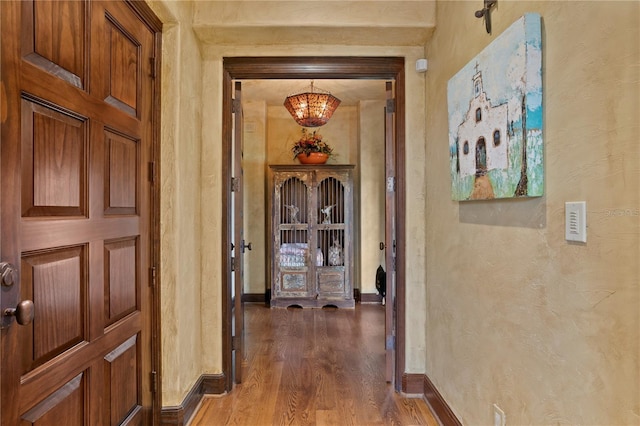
(317, 270, 345, 294)
(281, 272, 308, 292)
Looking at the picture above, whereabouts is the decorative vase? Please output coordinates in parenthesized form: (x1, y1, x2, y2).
(316, 248, 324, 266)
(328, 240, 342, 266)
(297, 152, 328, 165)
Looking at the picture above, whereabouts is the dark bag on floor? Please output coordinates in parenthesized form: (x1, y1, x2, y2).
(375, 265, 386, 297)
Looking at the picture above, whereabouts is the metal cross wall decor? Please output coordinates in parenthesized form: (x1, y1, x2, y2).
(475, 0, 497, 34)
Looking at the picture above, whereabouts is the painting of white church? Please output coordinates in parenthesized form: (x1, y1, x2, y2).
(447, 13, 543, 201)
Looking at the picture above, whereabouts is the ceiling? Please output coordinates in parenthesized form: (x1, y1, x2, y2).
(241, 79, 388, 107)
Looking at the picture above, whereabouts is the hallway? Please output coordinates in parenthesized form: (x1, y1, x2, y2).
(190, 304, 438, 425)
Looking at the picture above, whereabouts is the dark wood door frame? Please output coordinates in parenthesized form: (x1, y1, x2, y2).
(125, 3, 164, 421)
(221, 56, 406, 391)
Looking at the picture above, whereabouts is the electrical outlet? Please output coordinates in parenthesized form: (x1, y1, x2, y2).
(493, 404, 506, 426)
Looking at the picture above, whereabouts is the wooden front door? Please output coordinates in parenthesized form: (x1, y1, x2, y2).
(1, 1, 159, 424)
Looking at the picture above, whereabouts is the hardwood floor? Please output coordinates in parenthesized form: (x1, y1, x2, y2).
(189, 304, 439, 425)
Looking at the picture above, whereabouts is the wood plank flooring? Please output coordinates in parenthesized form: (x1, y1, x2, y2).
(189, 304, 439, 426)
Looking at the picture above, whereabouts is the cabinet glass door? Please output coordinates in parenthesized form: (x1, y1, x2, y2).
(316, 176, 347, 297)
(275, 177, 312, 298)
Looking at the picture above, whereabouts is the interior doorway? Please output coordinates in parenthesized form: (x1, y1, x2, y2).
(221, 57, 407, 392)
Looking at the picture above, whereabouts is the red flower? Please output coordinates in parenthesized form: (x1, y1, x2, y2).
(291, 128, 333, 159)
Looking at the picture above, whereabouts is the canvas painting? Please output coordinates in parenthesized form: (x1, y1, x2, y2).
(447, 13, 543, 201)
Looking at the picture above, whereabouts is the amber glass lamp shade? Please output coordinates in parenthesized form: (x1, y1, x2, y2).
(284, 83, 341, 127)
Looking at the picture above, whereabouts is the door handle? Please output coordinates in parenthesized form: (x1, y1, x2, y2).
(4, 300, 35, 326)
(380, 242, 385, 251)
(241, 240, 252, 253)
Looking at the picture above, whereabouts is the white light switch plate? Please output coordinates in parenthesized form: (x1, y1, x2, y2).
(493, 404, 506, 426)
(565, 201, 587, 242)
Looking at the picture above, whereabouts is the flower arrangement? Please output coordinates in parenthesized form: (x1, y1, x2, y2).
(291, 128, 333, 159)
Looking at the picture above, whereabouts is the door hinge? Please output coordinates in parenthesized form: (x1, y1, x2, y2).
(149, 266, 157, 289)
(150, 57, 157, 79)
(148, 161, 156, 184)
(232, 335, 240, 351)
(386, 176, 395, 192)
(386, 98, 396, 113)
(231, 177, 239, 192)
(232, 99, 241, 114)
(385, 335, 395, 351)
(150, 370, 158, 393)
(231, 257, 235, 272)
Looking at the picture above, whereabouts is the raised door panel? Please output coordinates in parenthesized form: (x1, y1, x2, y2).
(102, 9, 141, 117)
(20, 246, 86, 373)
(104, 131, 138, 215)
(104, 238, 138, 327)
(20, 373, 86, 426)
(21, 98, 87, 218)
(109, 27, 138, 110)
(104, 335, 142, 425)
(21, 0, 86, 88)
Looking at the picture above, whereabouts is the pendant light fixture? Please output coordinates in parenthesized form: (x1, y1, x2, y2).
(283, 81, 341, 127)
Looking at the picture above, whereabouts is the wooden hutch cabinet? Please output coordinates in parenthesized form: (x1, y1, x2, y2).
(269, 165, 355, 308)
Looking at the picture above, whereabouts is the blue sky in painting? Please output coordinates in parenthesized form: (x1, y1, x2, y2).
(447, 13, 542, 138)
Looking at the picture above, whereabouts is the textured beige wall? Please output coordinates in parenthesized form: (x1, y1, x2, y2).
(192, 1, 435, 28)
(266, 106, 358, 166)
(243, 101, 268, 295)
(146, 0, 205, 407)
(424, 2, 639, 424)
(199, 59, 223, 381)
(359, 101, 386, 294)
(191, 1, 436, 46)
